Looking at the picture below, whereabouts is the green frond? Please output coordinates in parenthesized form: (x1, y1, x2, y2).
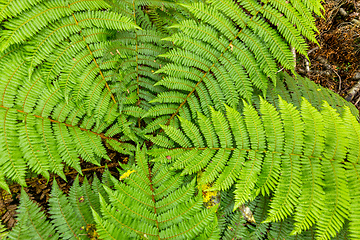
(7, 172, 109, 239)
(317, 160, 349, 239)
(212, 149, 245, 191)
(149, 0, 322, 127)
(0, 108, 27, 186)
(94, 147, 219, 239)
(178, 116, 204, 147)
(0, 172, 10, 194)
(0, 1, 137, 52)
(210, 107, 232, 148)
(197, 111, 219, 148)
(265, 97, 303, 222)
(343, 108, 360, 164)
(0, 0, 141, 186)
(160, 124, 191, 147)
(234, 150, 263, 208)
(0, 220, 7, 239)
(151, 96, 360, 239)
(150, 91, 187, 104)
(48, 180, 88, 239)
(344, 163, 360, 239)
(6, 188, 59, 240)
(2, 1, 358, 239)
(201, 149, 231, 185)
(251, 196, 271, 239)
(253, 98, 283, 196)
(221, 210, 250, 240)
(0, 68, 121, 185)
(0, 0, 44, 21)
(145, 134, 175, 148)
(243, 100, 266, 151)
(292, 99, 325, 235)
(273, 72, 358, 118)
(314, 104, 350, 239)
(269, 217, 297, 240)
(144, 103, 178, 118)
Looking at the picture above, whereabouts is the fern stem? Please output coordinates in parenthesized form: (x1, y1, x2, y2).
(132, 0, 142, 128)
(172, 147, 332, 162)
(0, 105, 122, 143)
(165, 1, 269, 125)
(147, 162, 161, 240)
(70, 11, 117, 104)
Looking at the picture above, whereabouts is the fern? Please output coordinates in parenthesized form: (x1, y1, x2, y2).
(1, 0, 359, 239)
(263, 72, 359, 117)
(6, 170, 113, 240)
(0, 221, 8, 239)
(146, 0, 322, 127)
(0, 0, 139, 188)
(149, 97, 360, 239)
(93, 147, 220, 239)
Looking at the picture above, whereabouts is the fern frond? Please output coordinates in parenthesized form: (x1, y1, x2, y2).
(269, 217, 297, 240)
(315, 103, 350, 239)
(6, 188, 59, 240)
(0, 220, 7, 239)
(0, 0, 136, 52)
(271, 72, 359, 118)
(252, 98, 282, 196)
(0, 108, 27, 186)
(0, 0, 140, 186)
(291, 99, 325, 235)
(251, 196, 271, 239)
(0, 0, 43, 21)
(221, 209, 251, 240)
(2, 1, 357, 239)
(8, 171, 109, 239)
(48, 180, 90, 239)
(150, 0, 321, 127)
(151, 97, 360, 239)
(7, 172, 112, 239)
(94, 146, 219, 239)
(265, 96, 303, 222)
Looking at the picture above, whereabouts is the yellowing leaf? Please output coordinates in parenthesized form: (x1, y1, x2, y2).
(119, 169, 136, 180)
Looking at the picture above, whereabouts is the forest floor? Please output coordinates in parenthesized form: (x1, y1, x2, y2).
(297, 0, 360, 106)
(1, 0, 360, 234)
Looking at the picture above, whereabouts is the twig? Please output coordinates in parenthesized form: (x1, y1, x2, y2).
(304, 58, 310, 73)
(345, 73, 360, 101)
(276, 67, 285, 74)
(333, 70, 342, 92)
(308, 47, 319, 55)
(291, 46, 296, 69)
(304, 47, 319, 73)
(355, 95, 360, 105)
(63, 162, 121, 176)
(298, 68, 334, 76)
(314, 56, 342, 92)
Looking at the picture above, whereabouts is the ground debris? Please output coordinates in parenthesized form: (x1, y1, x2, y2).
(297, 0, 360, 110)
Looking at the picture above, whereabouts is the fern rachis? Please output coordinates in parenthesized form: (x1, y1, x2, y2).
(1, 0, 360, 239)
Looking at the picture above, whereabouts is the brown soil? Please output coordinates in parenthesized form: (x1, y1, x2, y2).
(297, 0, 360, 107)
